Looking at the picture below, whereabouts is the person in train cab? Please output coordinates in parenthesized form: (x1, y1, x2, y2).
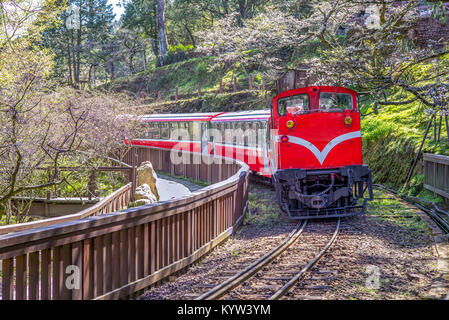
(320, 93, 339, 110)
(285, 97, 306, 114)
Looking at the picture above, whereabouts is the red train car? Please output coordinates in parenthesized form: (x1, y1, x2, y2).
(130, 86, 373, 219)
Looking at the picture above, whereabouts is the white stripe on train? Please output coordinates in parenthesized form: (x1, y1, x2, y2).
(275, 131, 361, 165)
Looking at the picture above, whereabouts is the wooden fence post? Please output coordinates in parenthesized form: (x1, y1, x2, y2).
(405, 116, 434, 189)
(262, 76, 266, 91)
(219, 79, 223, 94)
(175, 87, 178, 101)
(157, 91, 161, 101)
(198, 82, 201, 97)
(88, 170, 96, 200)
(434, 116, 437, 142)
(47, 168, 52, 200)
(445, 115, 449, 142)
(249, 74, 253, 90)
(233, 77, 237, 92)
(131, 148, 137, 201)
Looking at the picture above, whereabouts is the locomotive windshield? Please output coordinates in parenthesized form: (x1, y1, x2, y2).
(319, 92, 353, 111)
(277, 94, 309, 116)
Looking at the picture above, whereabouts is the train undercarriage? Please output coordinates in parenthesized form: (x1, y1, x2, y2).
(273, 165, 373, 219)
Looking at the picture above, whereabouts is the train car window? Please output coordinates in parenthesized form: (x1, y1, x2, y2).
(140, 122, 150, 139)
(254, 122, 260, 147)
(169, 122, 178, 140)
(179, 122, 188, 140)
(262, 121, 269, 145)
(248, 123, 257, 147)
(243, 122, 250, 147)
(224, 123, 231, 144)
(216, 123, 225, 143)
(150, 122, 161, 139)
(186, 122, 193, 141)
(192, 122, 201, 141)
(232, 123, 238, 145)
(209, 123, 215, 142)
(277, 94, 309, 116)
(319, 93, 353, 111)
(160, 122, 169, 139)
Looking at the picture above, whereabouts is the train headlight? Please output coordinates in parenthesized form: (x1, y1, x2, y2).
(286, 120, 295, 128)
(344, 116, 353, 126)
(280, 135, 289, 143)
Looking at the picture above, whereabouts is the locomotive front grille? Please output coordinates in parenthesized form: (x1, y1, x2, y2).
(273, 165, 373, 220)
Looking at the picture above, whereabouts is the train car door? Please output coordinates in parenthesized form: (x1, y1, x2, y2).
(261, 121, 270, 174)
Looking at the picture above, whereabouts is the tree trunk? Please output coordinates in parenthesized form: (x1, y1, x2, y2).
(156, 0, 168, 66)
(237, 0, 247, 26)
(67, 33, 73, 86)
(142, 47, 147, 71)
(88, 64, 93, 90)
(184, 24, 196, 47)
(74, 2, 82, 90)
(110, 60, 114, 82)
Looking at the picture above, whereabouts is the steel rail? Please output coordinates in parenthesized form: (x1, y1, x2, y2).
(374, 184, 449, 234)
(195, 220, 308, 300)
(269, 218, 341, 300)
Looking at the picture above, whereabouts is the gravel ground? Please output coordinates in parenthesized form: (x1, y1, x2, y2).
(139, 184, 439, 300)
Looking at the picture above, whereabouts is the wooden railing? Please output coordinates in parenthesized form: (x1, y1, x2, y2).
(0, 182, 133, 236)
(424, 153, 449, 200)
(0, 146, 249, 300)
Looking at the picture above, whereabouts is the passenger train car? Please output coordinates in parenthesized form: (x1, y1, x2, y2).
(130, 86, 373, 219)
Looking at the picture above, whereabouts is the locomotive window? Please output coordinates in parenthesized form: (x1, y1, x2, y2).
(319, 93, 353, 111)
(277, 94, 309, 116)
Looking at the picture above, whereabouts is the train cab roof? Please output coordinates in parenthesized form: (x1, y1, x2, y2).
(140, 113, 220, 122)
(210, 110, 271, 122)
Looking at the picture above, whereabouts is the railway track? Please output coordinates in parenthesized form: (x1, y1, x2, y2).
(194, 218, 340, 300)
(374, 184, 449, 234)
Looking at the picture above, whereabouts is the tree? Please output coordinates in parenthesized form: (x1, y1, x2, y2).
(0, 1, 138, 221)
(156, 0, 168, 65)
(197, 0, 449, 111)
(41, 0, 115, 88)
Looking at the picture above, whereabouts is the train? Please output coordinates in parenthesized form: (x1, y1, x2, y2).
(129, 85, 373, 219)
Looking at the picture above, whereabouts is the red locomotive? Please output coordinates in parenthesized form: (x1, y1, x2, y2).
(130, 86, 373, 219)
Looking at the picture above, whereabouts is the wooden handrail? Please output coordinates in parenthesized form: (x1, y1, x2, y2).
(423, 153, 449, 200)
(0, 146, 249, 300)
(0, 183, 132, 236)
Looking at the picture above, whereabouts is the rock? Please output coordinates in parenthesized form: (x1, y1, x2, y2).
(134, 199, 155, 206)
(134, 184, 158, 204)
(136, 161, 159, 201)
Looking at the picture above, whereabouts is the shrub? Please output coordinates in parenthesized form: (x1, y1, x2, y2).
(163, 44, 198, 65)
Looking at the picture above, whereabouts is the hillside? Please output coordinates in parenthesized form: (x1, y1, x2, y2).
(362, 89, 449, 200)
(103, 55, 272, 113)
